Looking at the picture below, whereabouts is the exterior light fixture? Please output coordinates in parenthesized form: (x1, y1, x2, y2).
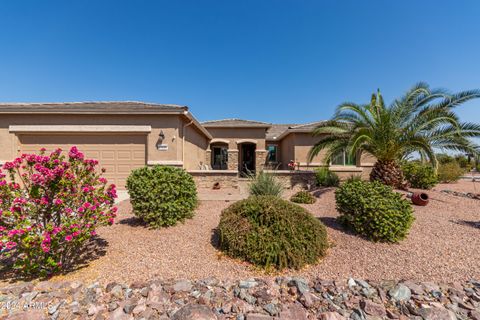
(159, 130, 165, 140)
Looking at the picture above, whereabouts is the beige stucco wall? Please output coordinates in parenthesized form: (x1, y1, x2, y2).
(205, 127, 267, 150)
(182, 120, 209, 170)
(277, 134, 295, 169)
(0, 114, 198, 164)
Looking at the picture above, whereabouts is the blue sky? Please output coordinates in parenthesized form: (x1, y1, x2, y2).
(0, 0, 479, 124)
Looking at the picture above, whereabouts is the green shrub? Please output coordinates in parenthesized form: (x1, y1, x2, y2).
(315, 167, 340, 187)
(401, 161, 438, 189)
(218, 196, 328, 270)
(126, 165, 197, 228)
(248, 171, 283, 197)
(346, 174, 362, 183)
(335, 180, 414, 243)
(437, 162, 464, 183)
(290, 190, 316, 204)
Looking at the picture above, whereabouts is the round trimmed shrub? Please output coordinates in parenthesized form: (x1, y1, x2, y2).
(218, 196, 328, 270)
(126, 165, 197, 228)
(335, 180, 414, 243)
(290, 190, 316, 204)
(402, 161, 438, 189)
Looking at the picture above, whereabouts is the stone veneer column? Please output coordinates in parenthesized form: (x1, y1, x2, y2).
(205, 150, 212, 169)
(255, 150, 267, 172)
(227, 149, 238, 171)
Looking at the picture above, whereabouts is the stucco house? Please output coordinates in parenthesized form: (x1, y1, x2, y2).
(0, 102, 374, 190)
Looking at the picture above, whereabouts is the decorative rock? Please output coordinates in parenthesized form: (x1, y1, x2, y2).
(245, 313, 272, 320)
(318, 311, 346, 320)
(239, 279, 259, 289)
(389, 284, 411, 302)
(173, 280, 193, 292)
(263, 303, 279, 316)
(289, 278, 309, 294)
(110, 285, 124, 299)
(348, 278, 357, 288)
(361, 300, 386, 317)
(171, 304, 217, 320)
(417, 306, 456, 320)
(278, 303, 308, 320)
(123, 298, 138, 314)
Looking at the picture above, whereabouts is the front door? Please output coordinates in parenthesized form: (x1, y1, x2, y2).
(240, 143, 256, 176)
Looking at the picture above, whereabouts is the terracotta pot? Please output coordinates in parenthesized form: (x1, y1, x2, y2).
(411, 192, 429, 206)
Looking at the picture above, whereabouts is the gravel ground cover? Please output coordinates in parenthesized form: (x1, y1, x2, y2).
(1, 181, 479, 286)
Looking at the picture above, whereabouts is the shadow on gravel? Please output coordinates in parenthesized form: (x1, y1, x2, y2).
(118, 216, 149, 228)
(451, 219, 480, 229)
(0, 236, 109, 283)
(318, 217, 355, 235)
(210, 228, 220, 249)
(312, 187, 334, 198)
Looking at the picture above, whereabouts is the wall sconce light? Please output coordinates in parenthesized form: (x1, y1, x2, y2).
(159, 130, 165, 140)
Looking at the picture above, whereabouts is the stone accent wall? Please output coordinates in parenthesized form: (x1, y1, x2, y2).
(255, 150, 267, 172)
(205, 150, 211, 168)
(263, 170, 316, 190)
(189, 170, 239, 190)
(227, 149, 238, 171)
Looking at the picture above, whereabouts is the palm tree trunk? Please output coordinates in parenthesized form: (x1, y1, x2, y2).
(369, 160, 405, 189)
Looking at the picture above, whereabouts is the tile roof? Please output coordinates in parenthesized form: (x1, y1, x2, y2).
(0, 101, 187, 114)
(201, 118, 271, 128)
(288, 121, 326, 131)
(265, 124, 297, 140)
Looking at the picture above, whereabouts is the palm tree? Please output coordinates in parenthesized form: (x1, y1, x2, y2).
(309, 83, 480, 187)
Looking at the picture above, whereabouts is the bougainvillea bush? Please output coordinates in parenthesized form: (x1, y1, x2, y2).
(0, 147, 117, 276)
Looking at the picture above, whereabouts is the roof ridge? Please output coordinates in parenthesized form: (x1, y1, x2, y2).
(289, 120, 326, 129)
(0, 101, 185, 108)
(201, 118, 271, 125)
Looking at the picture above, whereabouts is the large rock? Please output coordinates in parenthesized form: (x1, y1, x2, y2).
(318, 311, 346, 320)
(173, 280, 192, 292)
(389, 284, 411, 302)
(171, 304, 217, 320)
(417, 306, 456, 320)
(361, 300, 386, 317)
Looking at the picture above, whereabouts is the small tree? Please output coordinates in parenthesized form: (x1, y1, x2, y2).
(0, 147, 117, 276)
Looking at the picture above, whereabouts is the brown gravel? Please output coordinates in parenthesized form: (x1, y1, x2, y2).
(4, 181, 480, 285)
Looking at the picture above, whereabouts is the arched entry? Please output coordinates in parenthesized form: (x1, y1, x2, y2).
(238, 142, 256, 176)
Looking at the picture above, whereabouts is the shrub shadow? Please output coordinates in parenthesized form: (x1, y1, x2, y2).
(118, 216, 149, 228)
(317, 217, 356, 236)
(312, 187, 335, 198)
(210, 228, 220, 249)
(451, 219, 480, 229)
(0, 236, 109, 283)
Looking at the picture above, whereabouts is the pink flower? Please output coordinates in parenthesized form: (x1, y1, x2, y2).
(90, 231, 97, 236)
(6, 241, 17, 249)
(54, 199, 63, 206)
(65, 235, 73, 242)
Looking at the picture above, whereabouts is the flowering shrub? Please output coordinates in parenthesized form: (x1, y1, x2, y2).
(0, 147, 117, 276)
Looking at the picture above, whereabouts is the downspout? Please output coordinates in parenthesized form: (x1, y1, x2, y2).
(182, 120, 194, 168)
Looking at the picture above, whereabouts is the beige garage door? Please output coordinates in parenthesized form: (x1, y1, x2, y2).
(19, 134, 146, 189)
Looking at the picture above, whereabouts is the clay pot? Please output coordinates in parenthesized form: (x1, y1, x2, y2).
(411, 192, 429, 206)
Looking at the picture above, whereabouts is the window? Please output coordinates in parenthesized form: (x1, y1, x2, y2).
(331, 149, 356, 166)
(267, 145, 278, 163)
(212, 146, 228, 170)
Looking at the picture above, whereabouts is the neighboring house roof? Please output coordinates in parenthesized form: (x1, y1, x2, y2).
(268, 121, 326, 141)
(201, 118, 271, 128)
(0, 101, 212, 139)
(265, 124, 297, 140)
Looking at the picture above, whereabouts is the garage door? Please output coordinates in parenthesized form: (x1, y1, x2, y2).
(19, 134, 146, 189)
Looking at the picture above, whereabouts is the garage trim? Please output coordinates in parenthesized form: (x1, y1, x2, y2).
(9, 125, 152, 133)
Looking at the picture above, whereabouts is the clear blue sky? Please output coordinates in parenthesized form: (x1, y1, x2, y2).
(0, 0, 479, 124)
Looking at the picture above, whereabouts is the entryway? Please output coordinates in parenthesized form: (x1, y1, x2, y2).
(239, 143, 256, 176)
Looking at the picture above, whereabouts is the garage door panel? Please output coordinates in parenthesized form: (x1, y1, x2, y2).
(19, 134, 146, 189)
